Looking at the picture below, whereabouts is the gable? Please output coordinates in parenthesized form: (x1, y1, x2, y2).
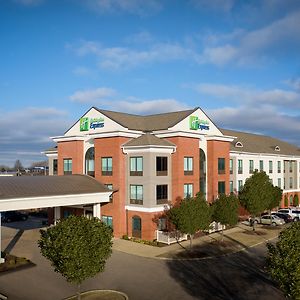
(169, 108, 223, 135)
(64, 107, 128, 136)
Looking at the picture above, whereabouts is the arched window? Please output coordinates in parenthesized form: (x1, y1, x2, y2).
(235, 141, 243, 148)
(85, 147, 95, 177)
(274, 146, 280, 152)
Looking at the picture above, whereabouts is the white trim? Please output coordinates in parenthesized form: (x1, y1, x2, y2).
(44, 152, 58, 158)
(0, 192, 111, 212)
(125, 205, 169, 213)
(283, 188, 300, 193)
(230, 151, 300, 159)
(206, 135, 235, 142)
(122, 146, 175, 154)
(52, 135, 85, 142)
(87, 130, 142, 139)
(154, 130, 205, 139)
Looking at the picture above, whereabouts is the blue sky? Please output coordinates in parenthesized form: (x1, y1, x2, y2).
(1, 0, 300, 167)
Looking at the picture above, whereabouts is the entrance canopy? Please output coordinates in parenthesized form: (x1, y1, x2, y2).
(0, 175, 111, 212)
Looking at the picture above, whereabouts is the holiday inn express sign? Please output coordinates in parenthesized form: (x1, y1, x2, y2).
(189, 116, 210, 131)
(80, 117, 105, 131)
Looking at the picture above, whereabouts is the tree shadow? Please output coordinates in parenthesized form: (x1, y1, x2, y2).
(166, 247, 285, 300)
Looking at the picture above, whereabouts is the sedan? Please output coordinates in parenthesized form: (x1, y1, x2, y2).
(271, 212, 293, 223)
(260, 215, 285, 226)
(1, 211, 28, 223)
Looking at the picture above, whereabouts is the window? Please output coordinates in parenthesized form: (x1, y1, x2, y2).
(218, 158, 225, 174)
(277, 161, 281, 173)
(184, 157, 193, 175)
(249, 160, 254, 174)
(105, 184, 113, 202)
(184, 183, 193, 198)
(85, 147, 95, 177)
(238, 180, 243, 192)
(230, 181, 233, 193)
(289, 161, 293, 173)
(102, 216, 113, 229)
(259, 160, 264, 171)
(289, 177, 293, 189)
(130, 157, 143, 176)
(235, 141, 243, 148)
(238, 159, 243, 174)
(218, 181, 225, 194)
(229, 159, 233, 174)
(156, 156, 168, 176)
(277, 178, 281, 188)
(284, 178, 286, 189)
(130, 185, 143, 205)
(157, 217, 167, 231)
(269, 161, 273, 173)
(156, 185, 168, 204)
(102, 157, 112, 176)
(63, 159, 72, 175)
(53, 159, 58, 175)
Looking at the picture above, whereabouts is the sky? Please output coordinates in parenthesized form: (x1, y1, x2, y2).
(0, 0, 300, 167)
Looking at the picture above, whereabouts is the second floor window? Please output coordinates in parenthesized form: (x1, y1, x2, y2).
(238, 180, 243, 192)
(156, 156, 168, 176)
(63, 159, 72, 175)
(277, 161, 281, 173)
(102, 157, 112, 176)
(229, 159, 233, 174)
(218, 158, 225, 174)
(230, 181, 233, 193)
(238, 159, 243, 174)
(269, 161, 273, 173)
(156, 185, 168, 204)
(130, 185, 143, 205)
(289, 177, 293, 189)
(249, 160, 254, 174)
(130, 157, 143, 176)
(277, 178, 281, 188)
(184, 157, 193, 175)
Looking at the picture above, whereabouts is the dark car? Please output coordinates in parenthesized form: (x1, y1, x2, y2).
(1, 211, 28, 223)
(271, 212, 292, 223)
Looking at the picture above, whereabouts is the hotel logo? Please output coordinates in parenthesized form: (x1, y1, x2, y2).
(80, 117, 105, 131)
(189, 116, 210, 131)
(80, 117, 89, 131)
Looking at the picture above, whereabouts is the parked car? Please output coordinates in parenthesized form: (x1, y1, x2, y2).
(271, 212, 293, 223)
(277, 208, 300, 222)
(1, 211, 28, 223)
(259, 215, 285, 226)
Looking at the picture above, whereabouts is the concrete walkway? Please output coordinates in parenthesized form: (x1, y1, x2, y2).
(112, 223, 283, 259)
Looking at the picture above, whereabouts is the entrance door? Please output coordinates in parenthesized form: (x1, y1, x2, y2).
(132, 216, 142, 238)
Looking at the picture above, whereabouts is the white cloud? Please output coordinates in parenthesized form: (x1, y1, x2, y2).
(70, 87, 117, 103)
(284, 77, 300, 91)
(83, 0, 162, 16)
(194, 83, 300, 109)
(0, 107, 70, 167)
(190, 0, 235, 12)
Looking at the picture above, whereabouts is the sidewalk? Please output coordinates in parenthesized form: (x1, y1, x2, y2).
(112, 223, 283, 260)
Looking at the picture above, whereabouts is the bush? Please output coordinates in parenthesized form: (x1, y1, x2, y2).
(267, 222, 300, 299)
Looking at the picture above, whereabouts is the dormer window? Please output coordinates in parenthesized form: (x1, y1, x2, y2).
(275, 146, 280, 152)
(235, 141, 243, 148)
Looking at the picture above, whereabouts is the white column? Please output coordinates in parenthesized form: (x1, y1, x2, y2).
(0, 213, 4, 263)
(93, 203, 101, 219)
(54, 207, 61, 225)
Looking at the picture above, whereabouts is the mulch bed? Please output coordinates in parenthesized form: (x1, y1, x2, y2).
(0, 252, 34, 274)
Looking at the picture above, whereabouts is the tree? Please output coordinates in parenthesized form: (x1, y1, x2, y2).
(14, 159, 23, 173)
(267, 222, 300, 299)
(167, 193, 211, 248)
(239, 171, 274, 231)
(38, 215, 113, 300)
(211, 194, 239, 240)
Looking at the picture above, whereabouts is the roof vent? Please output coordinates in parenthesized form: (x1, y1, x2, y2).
(275, 145, 280, 151)
(235, 141, 243, 148)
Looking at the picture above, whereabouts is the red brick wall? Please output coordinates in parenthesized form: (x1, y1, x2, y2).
(166, 136, 200, 203)
(57, 141, 84, 175)
(94, 136, 129, 238)
(282, 192, 300, 208)
(207, 140, 230, 203)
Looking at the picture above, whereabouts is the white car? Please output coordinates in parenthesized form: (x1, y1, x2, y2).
(277, 208, 300, 222)
(259, 215, 285, 226)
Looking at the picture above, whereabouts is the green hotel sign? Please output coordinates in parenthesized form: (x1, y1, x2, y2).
(189, 116, 209, 131)
(80, 117, 105, 131)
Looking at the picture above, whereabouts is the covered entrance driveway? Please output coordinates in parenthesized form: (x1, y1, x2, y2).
(0, 174, 112, 262)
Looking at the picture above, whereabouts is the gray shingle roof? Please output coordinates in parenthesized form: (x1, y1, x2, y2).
(0, 175, 109, 200)
(221, 129, 300, 156)
(96, 107, 197, 131)
(123, 133, 176, 147)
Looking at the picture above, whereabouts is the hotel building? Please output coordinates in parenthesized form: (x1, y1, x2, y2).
(45, 107, 300, 240)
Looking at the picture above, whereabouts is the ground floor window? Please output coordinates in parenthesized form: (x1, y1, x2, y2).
(157, 217, 167, 231)
(218, 181, 225, 194)
(63, 159, 72, 175)
(184, 183, 193, 198)
(102, 215, 113, 229)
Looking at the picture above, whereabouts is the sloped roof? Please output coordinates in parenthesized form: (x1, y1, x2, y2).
(221, 129, 300, 156)
(0, 175, 109, 200)
(123, 133, 176, 147)
(96, 107, 197, 131)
